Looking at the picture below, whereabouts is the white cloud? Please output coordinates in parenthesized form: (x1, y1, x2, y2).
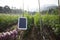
(40, 0, 58, 7)
(0, 0, 58, 11)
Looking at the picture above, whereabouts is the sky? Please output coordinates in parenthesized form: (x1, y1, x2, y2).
(0, 0, 58, 11)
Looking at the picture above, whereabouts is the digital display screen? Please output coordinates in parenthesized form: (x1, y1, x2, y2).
(19, 18, 26, 28)
(18, 17, 27, 30)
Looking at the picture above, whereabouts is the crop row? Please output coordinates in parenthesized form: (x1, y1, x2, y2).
(0, 14, 19, 32)
(24, 13, 60, 38)
(0, 13, 60, 37)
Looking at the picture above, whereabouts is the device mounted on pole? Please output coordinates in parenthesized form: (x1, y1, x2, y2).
(18, 0, 27, 30)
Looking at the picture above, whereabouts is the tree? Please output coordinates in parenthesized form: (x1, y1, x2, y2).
(4, 5, 11, 13)
(0, 6, 3, 13)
